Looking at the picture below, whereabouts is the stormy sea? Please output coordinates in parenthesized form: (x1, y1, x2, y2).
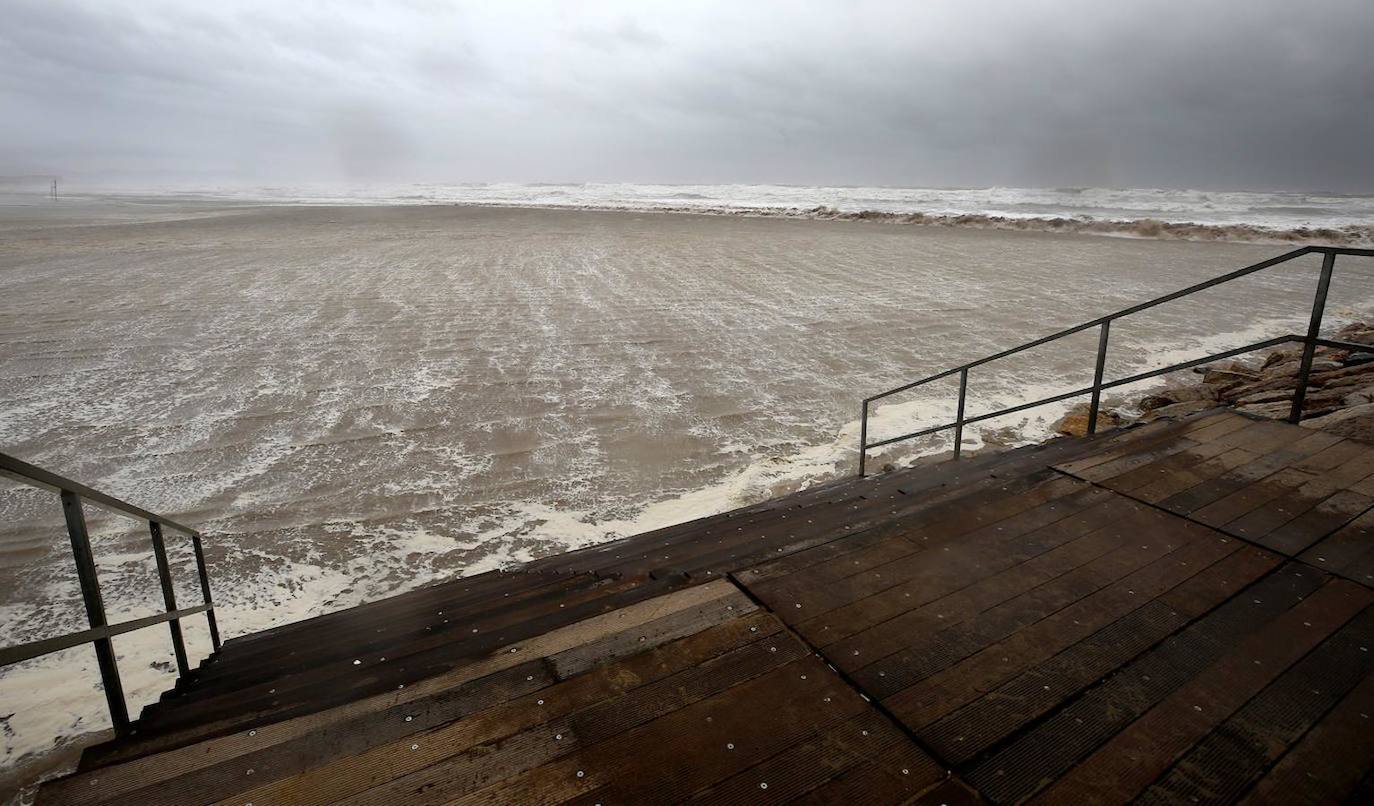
(2, 182, 1373, 778)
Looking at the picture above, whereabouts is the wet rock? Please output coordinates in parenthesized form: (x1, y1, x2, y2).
(1140, 399, 1217, 422)
(1319, 370, 1374, 390)
(1261, 348, 1300, 369)
(1222, 375, 1300, 402)
(1344, 385, 1374, 407)
(1309, 362, 1374, 387)
(1301, 385, 1356, 410)
(1261, 358, 1340, 380)
(1236, 401, 1293, 420)
(1345, 352, 1374, 366)
(978, 426, 1021, 447)
(1137, 385, 1218, 411)
(1335, 322, 1374, 344)
(1053, 402, 1122, 437)
(1300, 403, 1374, 441)
(1235, 389, 1292, 407)
(1202, 369, 1259, 393)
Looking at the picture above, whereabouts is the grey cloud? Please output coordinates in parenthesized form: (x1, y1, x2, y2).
(1, 0, 1371, 190)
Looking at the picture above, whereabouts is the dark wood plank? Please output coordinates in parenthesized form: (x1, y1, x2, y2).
(682, 711, 940, 804)
(210, 610, 790, 806)
(1158, 431, 1347, 516)
(964, 562, 1327, 804)
(1239, 669, 1374, 805)
(1300, 509, 1374, 583)
(415, 656, 876, 806)
(881, 523, 1238, 724)
(920, 545, 1280, 764)
(1134, 603, 1374, 804)
(791, 490, 1127, 650)
(1027, 578, 1372, 804)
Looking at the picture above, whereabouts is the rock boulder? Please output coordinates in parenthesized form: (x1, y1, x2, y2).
(1300, 402, 1374, 441)
(1053, 402, 1122, 437)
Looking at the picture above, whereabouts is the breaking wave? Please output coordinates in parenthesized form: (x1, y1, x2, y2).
(518, 203, 1374, 246)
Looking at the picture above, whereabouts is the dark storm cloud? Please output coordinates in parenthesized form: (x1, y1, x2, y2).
(2, 0, 1371, 190)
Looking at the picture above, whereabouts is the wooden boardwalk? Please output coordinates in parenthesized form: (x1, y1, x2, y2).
(38, 410, 1374, 804)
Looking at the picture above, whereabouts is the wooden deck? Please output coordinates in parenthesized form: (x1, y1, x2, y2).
(37, 410, 1374, 804)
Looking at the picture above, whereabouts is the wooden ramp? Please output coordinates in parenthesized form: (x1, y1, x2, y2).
(38, 410, 1374, 804)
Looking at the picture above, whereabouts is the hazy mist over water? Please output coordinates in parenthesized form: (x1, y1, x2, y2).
(3, 1, 1373, 191)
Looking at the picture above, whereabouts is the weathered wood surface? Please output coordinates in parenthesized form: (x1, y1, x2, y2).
(39, 409, 1374, 804)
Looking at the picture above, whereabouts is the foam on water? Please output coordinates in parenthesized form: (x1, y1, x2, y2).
(5, 182, 1372, 243)
(2, 200, 1373, 787)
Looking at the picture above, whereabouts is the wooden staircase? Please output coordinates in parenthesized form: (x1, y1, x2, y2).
(33, 409, 1374, 803)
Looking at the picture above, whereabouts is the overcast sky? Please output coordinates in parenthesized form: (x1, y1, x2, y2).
(3, 0, 1372, 191)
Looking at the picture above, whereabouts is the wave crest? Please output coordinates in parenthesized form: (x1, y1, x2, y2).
(637, 204, 1373, 245)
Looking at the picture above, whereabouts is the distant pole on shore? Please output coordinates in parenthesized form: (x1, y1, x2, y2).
(51, 179, 58, 200)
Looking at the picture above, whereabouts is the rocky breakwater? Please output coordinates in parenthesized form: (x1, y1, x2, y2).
(1053, 321, 1374, 441)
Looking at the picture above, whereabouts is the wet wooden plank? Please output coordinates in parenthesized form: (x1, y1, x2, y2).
(1029, 578, 1372, 804)
(773, 485, 1115, 638)
(77, 580, 741, 772)
(1238, 668, 1374, 806)
(1134, 603, 1374, 805)
(139, 575, 663, 737)
(792, 491, 1129, 650)
(682, 711, 939, 804)
(746, 475, 1094, 617)
(215, 612, 793, 806)
(964, 562, 1327, 805)
(1158, 431, 1347, 516)
(426, 656, 878, 806)
(1123, 445, 1260, 505)
(920, 545, 1281, 764)
(1085, 437, 1234, 492)
(1190, 466, 1318, 529)
(1048, 413, 1234, 477)
(1299, 509, 1374, 582)
(882, 526, 1238, 726)
(1247, 489, 1374, 555)
(829, 498, 1165, 680)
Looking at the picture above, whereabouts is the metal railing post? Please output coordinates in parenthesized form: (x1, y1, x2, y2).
(1290, 251, 1337, 423)
(148, 521, 190, 677)
(953, 368, 968, 458)
(61, 491, 130, 732)
(1088, 320, 1112, 434)
(858, 400, 870, 477)
(192, 534, 221, 650)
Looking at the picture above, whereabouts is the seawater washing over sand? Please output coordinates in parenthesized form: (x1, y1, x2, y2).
(2, 196, 1374, 783)
(9, 181, 1373, 243)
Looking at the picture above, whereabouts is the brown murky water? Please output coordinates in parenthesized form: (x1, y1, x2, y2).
(2, 202, 1369, 771)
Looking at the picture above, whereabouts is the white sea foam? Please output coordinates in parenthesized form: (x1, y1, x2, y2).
(3, 199, 1373, 788)
(7, 182, 1372, 243)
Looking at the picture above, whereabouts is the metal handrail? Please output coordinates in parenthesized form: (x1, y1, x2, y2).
(0, 451, 220, 733)
(857, 245, 1374, 476)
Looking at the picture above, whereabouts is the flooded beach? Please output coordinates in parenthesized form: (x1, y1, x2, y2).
(3, 201, 1372, 775)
